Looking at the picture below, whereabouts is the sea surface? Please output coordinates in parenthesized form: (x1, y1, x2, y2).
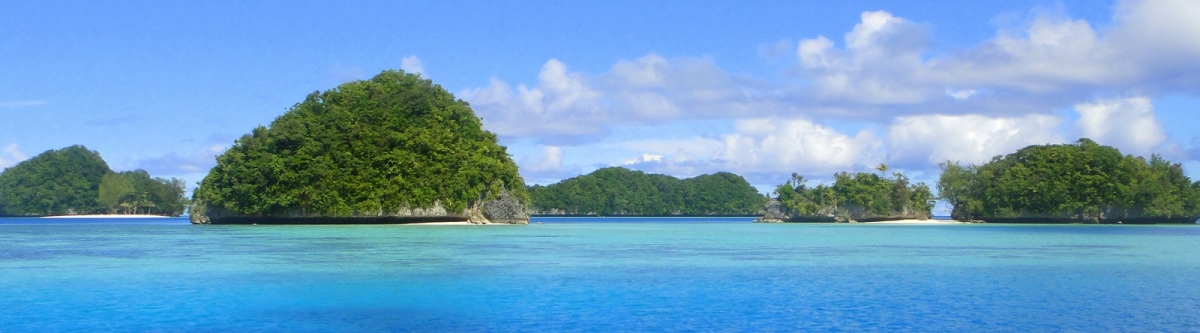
(3, 216, 1200, 332)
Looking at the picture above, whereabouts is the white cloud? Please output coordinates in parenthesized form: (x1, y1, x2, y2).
(623, 153, 663, 165)
(461, 56, 776, 143)
(516, 145, 585, 185)
(622, 118, 883, 177)
(945, 89, 976, 100)
(401, 55, 425, 76)
(1074, 96, 1166, 156)
(526, 146, 564, 172)
(0, 143, 28, 169)
(888, 114, 1065, 165)
(464, 1, 1200, 183)
(0, 100, 46, 108)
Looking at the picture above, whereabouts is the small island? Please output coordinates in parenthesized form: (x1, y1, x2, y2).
(0, 145, 188, 217)
(189, 70, 530, 225)
(937, 138, 1200, 224)
(759, 166, 935, 223)
(527, 167, 767, 216)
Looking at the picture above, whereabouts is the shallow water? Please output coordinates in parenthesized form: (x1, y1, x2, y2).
(3, 217, 1199, 332)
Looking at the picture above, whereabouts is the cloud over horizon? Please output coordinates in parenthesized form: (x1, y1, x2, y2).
(462, 0, 1200, 185)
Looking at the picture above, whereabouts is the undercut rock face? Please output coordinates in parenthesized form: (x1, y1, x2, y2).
(190, 70, 529, 225)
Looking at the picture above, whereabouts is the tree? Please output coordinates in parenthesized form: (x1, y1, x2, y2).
(0, 145, 110, 215)
(935, 138, 1200, 222)
(773, 169, 933, 221)
(527, 167, 766, 216)
(98, 173, 134, 214)
(192, 70, 527, 218)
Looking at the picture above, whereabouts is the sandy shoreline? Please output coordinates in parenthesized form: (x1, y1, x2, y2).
(862, 219, 960, 224)
(42, 214, 172, 219)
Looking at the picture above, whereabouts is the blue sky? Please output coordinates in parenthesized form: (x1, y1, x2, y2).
(3, 0, 1200, 213)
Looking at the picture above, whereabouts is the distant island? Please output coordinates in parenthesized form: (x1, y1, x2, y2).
(937, 138, 1200, 224)
(759, 165, 935, 223)
(0, 145, 187, 217)
(188, 70, 529, 225)
(527, 167, 767, 216)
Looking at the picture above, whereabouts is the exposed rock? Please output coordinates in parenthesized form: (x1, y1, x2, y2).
(190, 193, 530, 225)
(753, 199, 788, 223)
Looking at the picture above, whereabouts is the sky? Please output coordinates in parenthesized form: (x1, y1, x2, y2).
(3, 0, 1200, 214)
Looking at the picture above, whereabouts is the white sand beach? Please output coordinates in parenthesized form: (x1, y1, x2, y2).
(42, 214, 172, 219)
(862, 219, 960, 224)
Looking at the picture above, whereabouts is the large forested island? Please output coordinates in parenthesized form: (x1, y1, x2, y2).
(0, 145, 187, 217)
(527, 167, 766, 216)
(189, 70, 529, 225)
(761, 167, 935, 222)
(938, 138, 1200, 224)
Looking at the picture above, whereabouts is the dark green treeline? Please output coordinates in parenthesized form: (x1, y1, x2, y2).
(191, 70, 527, 217)
(0, 145, 187, 216)
(528, 167, 766, 216)
(938, 138, 1200, 222)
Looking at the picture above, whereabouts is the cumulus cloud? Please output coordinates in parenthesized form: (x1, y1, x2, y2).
(461, 56, 777, 144)
(888, 114, 1065, 166)
(517, 145, 583, 185)
(465, 1, 1200, 183)
(621, 118, 882, 177)
(468, 1, 1200, 146)
(0, 143, 28, 169)
(796, 11, 933, 104)
(401, 55, 425, 76)
(1074, 96, 1167, 156)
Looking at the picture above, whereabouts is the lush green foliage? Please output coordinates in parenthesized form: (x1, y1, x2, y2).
(99, 170, 188, 215)
(774, 168, 935, 220)
(0, 145, 186, 216)
(937, 138, 1200, 221)
(527, 167, 766, 215)
(193, 70, 526, 216)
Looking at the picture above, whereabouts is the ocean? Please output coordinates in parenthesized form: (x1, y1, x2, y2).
(2, 216, 1199, 332)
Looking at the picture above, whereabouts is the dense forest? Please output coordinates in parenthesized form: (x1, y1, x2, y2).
(191, 70, 527, 220)
(769, 165, 935, 222)
(0, 145, 187, 216)
(938, 138, 1200, 223)
(527, 167, 767, 216)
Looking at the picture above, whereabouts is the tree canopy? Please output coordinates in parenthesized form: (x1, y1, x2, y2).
(192, 70, 526, 217)
(0, 145, 187, 216)
(527, 167, 766, 216)
(773, 168, 935, 221)
(937, 138, 1200, 222)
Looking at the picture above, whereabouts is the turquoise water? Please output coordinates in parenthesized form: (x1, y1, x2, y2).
(3, 217, 1200, 332)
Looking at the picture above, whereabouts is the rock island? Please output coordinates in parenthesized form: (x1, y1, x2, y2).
(189, 70, 529, 224)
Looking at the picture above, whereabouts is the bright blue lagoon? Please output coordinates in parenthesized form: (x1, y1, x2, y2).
(3, 217, 1200, 331)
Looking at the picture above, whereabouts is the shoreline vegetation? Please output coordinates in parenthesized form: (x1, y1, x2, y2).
(0, 70, 1196, 226)
(757, 164, 935, 223)
(528, 167, 766, 217)
(0, 146, 187, 218)
(936, 139, 1200, 224)
(188, 70, 530, 225)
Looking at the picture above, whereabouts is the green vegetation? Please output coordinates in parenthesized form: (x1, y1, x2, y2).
(772, 166, 935, 221)
(191, 70, 526, 217)
(527, 167, 766, 215)
(0, 145, 186, 216)
(938, 138, 1200, 222)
